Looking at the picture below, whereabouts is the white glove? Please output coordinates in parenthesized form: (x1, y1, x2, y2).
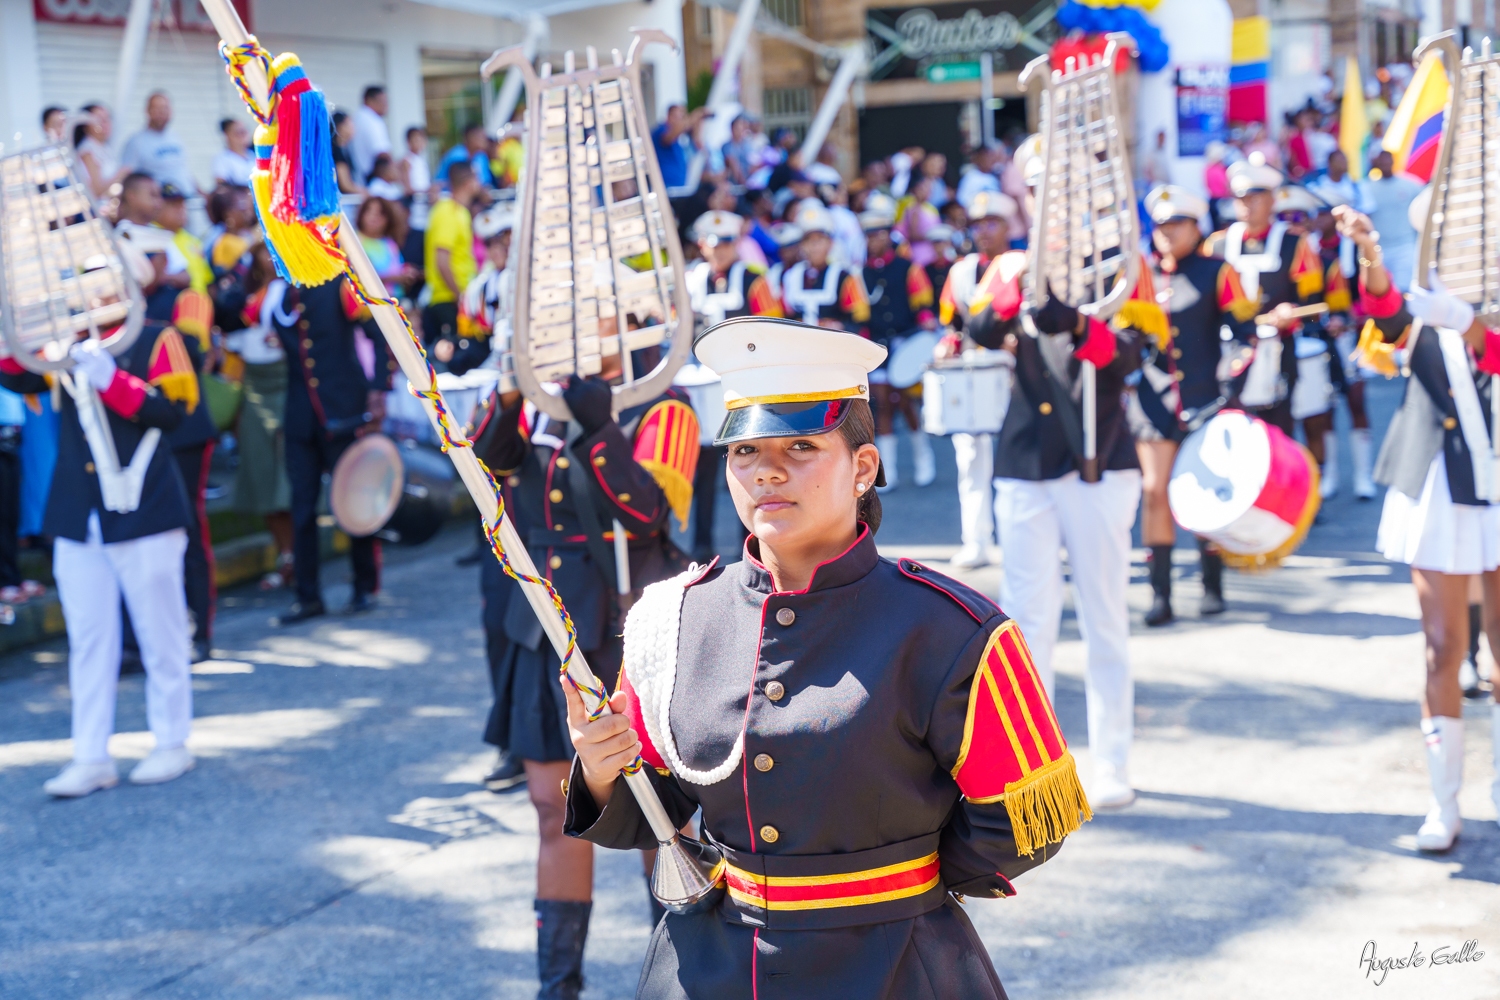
(69, 339, 117, 391)
(1408, 269, 1475, 331)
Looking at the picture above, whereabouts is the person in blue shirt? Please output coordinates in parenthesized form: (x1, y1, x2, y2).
(652, 104, 705, 190)
(436, 123, 494, 189)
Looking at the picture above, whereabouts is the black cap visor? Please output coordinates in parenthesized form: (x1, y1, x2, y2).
(714, 399, 852, 446)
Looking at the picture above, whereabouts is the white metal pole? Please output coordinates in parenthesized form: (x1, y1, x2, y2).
(113, 0, 155, 139)
(798, 45, 865, 169)
(979, 51, 995, 147)
(492, 13, 548, 133)
(705, 0, 762, 110)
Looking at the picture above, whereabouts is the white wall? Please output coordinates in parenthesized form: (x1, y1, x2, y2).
(0, 0, 45, 150)
(1136, 0, 1233, 198)
(547, 0, 689, 122)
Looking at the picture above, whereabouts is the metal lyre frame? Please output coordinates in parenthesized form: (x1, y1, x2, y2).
(197, 0, 724, 914)
(1413, 30, 1500, 456)
(481, 35, 694, 425)
(0, 144, 145, 374)
(1019, 33, 1139, 483)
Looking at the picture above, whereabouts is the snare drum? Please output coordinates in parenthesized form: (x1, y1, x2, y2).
(887, 331, 942, 389)
(1290, 336, 1333, 419)
(1168, 408, 1320, 569)
(921, 354, 1014, 436)
(674, 363, 726, 445)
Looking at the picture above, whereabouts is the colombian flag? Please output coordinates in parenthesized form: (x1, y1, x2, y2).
(1383, 51, 1450, 182)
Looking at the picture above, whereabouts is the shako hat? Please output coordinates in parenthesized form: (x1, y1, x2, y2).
(694, 316, 887, 447)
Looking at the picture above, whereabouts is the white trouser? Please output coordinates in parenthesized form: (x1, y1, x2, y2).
(994, 470, 1140, 775)
(953, 433, 994, 549)
(54, 515, 191, 763)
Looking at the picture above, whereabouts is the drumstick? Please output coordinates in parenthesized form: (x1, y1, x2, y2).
(1254, 303, 1330, 326)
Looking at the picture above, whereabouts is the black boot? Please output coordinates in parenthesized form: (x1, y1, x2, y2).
(645, 871, 667, 927)
(1199, 539, 1226, 616)
(1144, 545, 1174, 627)
(535, 899, 591, 1000)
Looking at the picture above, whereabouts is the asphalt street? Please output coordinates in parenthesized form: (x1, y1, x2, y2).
(2, 375, 1499, 999)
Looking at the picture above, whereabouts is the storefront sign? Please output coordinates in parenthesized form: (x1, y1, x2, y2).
(33, 0, 252, 32)
(1175, 65, 1228, 157)
(867, 1, 1058, 80)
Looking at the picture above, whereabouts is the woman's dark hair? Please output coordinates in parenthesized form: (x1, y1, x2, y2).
(837, 399, 882, 534)
(73, 103, 104, 149)
(357, 196, 407, 245)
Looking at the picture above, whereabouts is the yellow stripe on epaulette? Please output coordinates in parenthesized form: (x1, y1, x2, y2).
(1115, 298, 1171, 351)
(148, 329, 201, 414)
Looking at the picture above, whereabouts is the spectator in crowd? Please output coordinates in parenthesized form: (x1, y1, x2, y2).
(212, 118, 255, 188)
(0, 385, 41, 606)
(204, 184, 257, 277)
(400, 127, 432, 293)
(437, 123, 494, 188)
(356, 197, 416, 296)
(764, 128, 802, 191)
(42, 106, 68, 144)
(491, 109, 525, 188)
(351, 85, 392, 184)
(744, 187, 781, 260)
(919, 152, 950, 209)
(1242, 121, 1282, 169)
(1362, 149, 1423, 291)
(821, 182, 866, 268)
(73, 104, 121, 204)
(331, 111, 363, 195)
(999, 142, 1031, 246)
(861, 158, 892, 199)
(121, 91, 197, 196)
(721, 114, 755, 185)
(805, 143, 843, 186)
(955, 143, 1002, 210)
(1307, 150, 1368, 212)
(115, 174, 190, 316)
(896, 174, 943, 268)
(155, 184, 212, 295)
(366, 153, 405, 202)
(423, 162, 482, 353)
(653, 103, 706, 190)
(222, 244, 295, 591)
(1143, 129, 1172, 185)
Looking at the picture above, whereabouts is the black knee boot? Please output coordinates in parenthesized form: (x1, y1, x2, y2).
(535, 899, 591, 1000)
(1145, 545, 1174, 627)
(1199, 539, 1226, 615)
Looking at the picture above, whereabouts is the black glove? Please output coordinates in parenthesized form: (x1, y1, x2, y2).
(1032, 283, 1081, 335)
(562, 375, 614, 436)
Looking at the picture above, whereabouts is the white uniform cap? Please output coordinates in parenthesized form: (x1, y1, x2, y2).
(474, 207, 516, 240)
(768, 222, 804, 247)
(1015, 134, 1044, 189)
(859, 210, 896, 231)
(1144, 185, 1208, 225)
(694, 316, 887, 445)
(1274, 185, 1328, 217)
(864, 191, 898, 219)
(1227, 151, 1285, 197)
(968, 190, 1018, 221)
(793, 200, 835, 236)
(693, 210, 743, 242)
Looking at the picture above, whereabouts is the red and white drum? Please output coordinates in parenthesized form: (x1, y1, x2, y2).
(1168, 409, 1321, 568)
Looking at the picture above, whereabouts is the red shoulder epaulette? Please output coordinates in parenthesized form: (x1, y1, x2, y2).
(897, 558, 1001, 625)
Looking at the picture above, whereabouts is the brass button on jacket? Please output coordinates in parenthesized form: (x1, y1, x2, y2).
(84, 462, 95, 474)
(556, 456, 571, 469)
(549, 489, 564, 503)
(593, 455, 607, 467)
(765, 680, 785, 701)
(759, 824, 779, 844)
(775, 607, 796, 626)
(754, 753, 774, 772)
(549, 555, 563, 569)
(1444, 417, 1458, 430)
(1038, 401, 1053, 415)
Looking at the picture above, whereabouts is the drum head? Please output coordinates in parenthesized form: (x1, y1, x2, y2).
(330, 434, 403, 537)
(1169, 410, 1271, 534)
(887, 331, 941, 389)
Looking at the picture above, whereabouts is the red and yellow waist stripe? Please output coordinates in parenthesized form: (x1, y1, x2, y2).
(723, 851, 941, 912)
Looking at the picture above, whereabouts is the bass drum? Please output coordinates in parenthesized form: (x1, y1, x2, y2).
(886, 331, 942, 389)
(1168, 408, 1320, 569)
(330, 434, 455, 546)
(921, 353, 1014, 435)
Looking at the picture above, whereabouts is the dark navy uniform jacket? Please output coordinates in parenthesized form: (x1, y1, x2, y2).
(278, 277, 395, 440)
(474, 387, 698, 654)
(952, 250, 1142, 480)
(564, 530, 1071, 999)
(0, 323, 193, 542)
(863, 249, 936, 349)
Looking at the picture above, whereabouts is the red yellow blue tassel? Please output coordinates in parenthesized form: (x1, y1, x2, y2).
(249, 125, 344, 288)
(267, 54, 341, 225)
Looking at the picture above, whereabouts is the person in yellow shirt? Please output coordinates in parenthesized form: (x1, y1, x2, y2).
(422, 162, 482, 353)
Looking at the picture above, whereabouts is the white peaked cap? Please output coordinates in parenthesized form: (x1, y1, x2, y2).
(695, 317, 887, 412)
(474, 207, 516, 239)
(1144, 185, 1208, 224)
(1228, 151, 1285, 197)
(693, 210, 743, 241)
(793, 200, 835, 235)
(968, 189, 1019, 221)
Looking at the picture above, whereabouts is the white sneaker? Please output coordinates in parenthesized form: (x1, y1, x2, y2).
(1090, 768, 1136, 810)
(1351, 428, 1377, 499)
(129, 746, 195, 785)
(43, 759, 119, 798)
(950, 545, 989, 569)
(1416, 717, 1463, 851)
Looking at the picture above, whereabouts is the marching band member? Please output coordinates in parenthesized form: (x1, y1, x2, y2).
(1337, 206, 1500, 851)
(474, 334, 699, 998)
(953, 199, 1144, 808)
(275, 277, 394, 625)
(862, 203, 938, 492)
(563, 317, 1086, 999)
(779, 203, 870, 334)
(1131, 186, 1257, 625)
(935, 190, 1020, 570)
(446, 206, 515, 375)
(4, 320, 201, 796)
(685, 210, 779, 331)
(1202, 153, 1325, 436)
